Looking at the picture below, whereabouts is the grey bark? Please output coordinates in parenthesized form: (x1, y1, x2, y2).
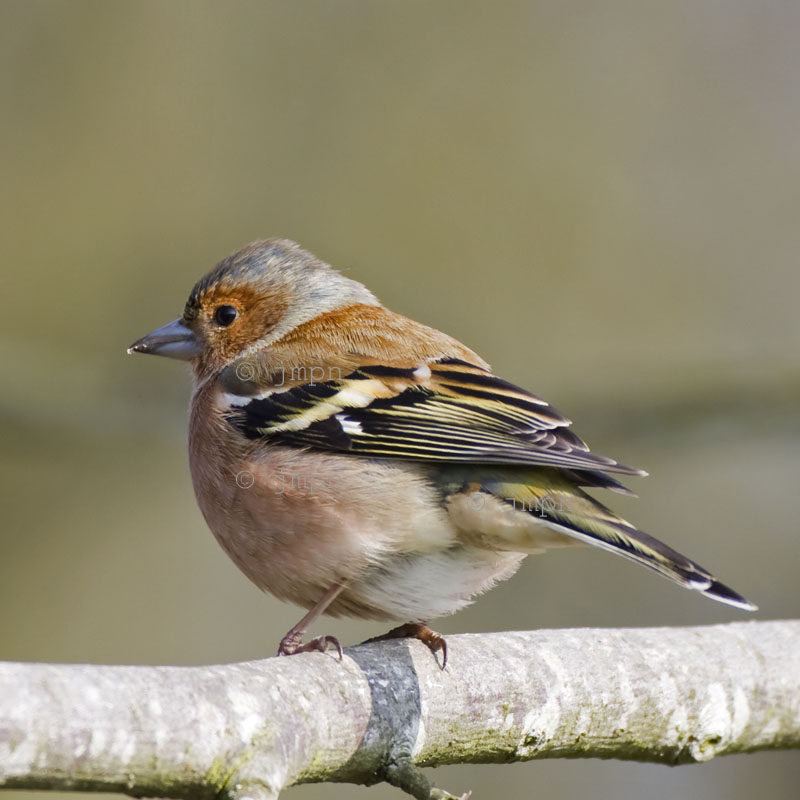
(1, 621, 798, 800)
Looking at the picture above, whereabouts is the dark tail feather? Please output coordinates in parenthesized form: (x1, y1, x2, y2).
(508, 487, 758, 611)
(700, 578, 758, 611)
(565, 468, 638, 496)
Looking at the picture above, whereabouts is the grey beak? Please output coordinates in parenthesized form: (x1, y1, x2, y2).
(127, 318, 201, 360)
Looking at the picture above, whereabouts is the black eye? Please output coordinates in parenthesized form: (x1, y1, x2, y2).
(213, 305, 238, 327)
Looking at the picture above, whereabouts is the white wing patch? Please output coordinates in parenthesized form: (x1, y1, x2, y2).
(336, 414, 363, 435)
(219, 389, 275, 409)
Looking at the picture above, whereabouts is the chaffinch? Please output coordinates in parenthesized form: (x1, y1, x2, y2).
(129, 238, 755, 666)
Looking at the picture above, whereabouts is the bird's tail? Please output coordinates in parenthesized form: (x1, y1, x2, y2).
(481, 471, 757, 611)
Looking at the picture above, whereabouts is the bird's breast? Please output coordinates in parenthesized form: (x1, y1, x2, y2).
(187, 394, 474, 613)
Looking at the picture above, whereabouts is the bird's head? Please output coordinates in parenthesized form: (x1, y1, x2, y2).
(128, 238, 379, 379)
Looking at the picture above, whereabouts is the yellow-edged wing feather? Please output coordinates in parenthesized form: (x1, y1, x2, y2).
(229, 358, 646, 477)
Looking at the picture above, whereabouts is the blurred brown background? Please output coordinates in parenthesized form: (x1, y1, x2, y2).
(1, 1, 798, 798)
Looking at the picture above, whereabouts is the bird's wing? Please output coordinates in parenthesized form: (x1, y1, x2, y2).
(226, 357, 645, 477)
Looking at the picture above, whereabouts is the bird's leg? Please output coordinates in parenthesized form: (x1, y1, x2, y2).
(363, 622, 448, 669)
(277, 581, 347, 659)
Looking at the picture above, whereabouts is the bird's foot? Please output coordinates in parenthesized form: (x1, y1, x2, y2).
(277, 631, 342, 660)
(364, 622, 448, 669)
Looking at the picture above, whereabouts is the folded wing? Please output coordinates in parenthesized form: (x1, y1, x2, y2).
(228, 358, 646, 477)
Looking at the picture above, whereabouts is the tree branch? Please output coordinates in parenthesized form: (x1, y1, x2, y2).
(1, 621, 798, 799)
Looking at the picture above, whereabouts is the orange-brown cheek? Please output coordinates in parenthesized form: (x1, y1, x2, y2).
(206, 289, 289, 364)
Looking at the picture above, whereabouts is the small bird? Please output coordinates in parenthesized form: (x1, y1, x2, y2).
(129, 238, 755, 666)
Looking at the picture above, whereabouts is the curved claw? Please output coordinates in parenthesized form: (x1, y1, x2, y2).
(363, 622, 448, 670)
(418, 628, 448, 670)
(277, 633, 343, 660)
